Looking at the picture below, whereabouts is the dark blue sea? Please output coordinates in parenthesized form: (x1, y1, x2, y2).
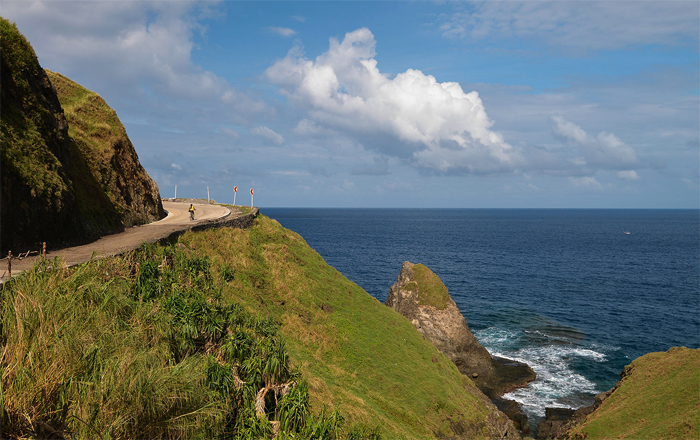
(264, 208, 700, 422)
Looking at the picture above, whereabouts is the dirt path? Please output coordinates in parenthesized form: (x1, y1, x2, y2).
(1, 202, 246, 282)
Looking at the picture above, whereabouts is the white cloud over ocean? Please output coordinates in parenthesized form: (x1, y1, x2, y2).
(267, 28, 524, 174)
(551, 116, 640, 170)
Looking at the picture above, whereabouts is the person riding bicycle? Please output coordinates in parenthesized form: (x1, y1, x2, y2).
(189, 204, 195, 221)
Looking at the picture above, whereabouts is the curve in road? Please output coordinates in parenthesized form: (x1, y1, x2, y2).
(1, 202, 251, 282)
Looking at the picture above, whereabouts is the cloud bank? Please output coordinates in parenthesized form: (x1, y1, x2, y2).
(439, 1, 699, 50)
(267, 28, 523, 174)
(3, 0, 266, 124)
(551, 115, 640, 172)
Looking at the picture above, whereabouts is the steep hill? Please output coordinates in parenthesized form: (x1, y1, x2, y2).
(1, 214, 518, 439)
(0, 18, 163, 254)
(566, 346, 699, 440)
(182, 215, 519, 439)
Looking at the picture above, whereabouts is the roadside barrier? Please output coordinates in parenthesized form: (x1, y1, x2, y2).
(1, 242, 47, 280)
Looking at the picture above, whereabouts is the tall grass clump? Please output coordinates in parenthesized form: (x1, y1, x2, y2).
(0, 243, 355, 439)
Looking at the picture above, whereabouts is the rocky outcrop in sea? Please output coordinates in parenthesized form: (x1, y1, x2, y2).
(385, 261, 537, 435)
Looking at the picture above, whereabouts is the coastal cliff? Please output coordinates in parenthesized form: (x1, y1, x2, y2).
(46, 70, 164, 228)
(0, 18, 163, 254)
(386, 261, 536, 434)
(1, 215, 527, 439)
(538, 346, 699, 440)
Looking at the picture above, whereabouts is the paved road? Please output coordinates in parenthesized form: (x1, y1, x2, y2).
(158, 201, 230, 224)
(1, 202, 234, 282)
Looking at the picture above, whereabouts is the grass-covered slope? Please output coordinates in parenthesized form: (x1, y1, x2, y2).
(182, 215, 515, 439)
(568, 347, 699, 440)
(1, 240, 346, 439)
(0, 215, 514, 439)
(45, 70, 164, 227)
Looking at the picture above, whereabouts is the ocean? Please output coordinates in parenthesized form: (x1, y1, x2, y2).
(264, 208, 700, 424)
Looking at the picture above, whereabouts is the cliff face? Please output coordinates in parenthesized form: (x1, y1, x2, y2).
(45, 71, 164, 228)
(385, 261, 493, 375)
(0, 18, 163, 253)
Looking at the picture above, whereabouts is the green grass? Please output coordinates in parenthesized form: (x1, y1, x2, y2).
(182, 215, 509, 439)
(568, 347, 699, 440)
(217, 203, 254, 215)
(412, 264, 449, 310)
(402, 282, 418, 291)
(1, 215, 511, 439)
(0, 244, 348, 439)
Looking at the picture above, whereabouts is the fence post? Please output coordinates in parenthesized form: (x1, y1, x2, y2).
(42, 242, 47, 258)
(7, 251, 11, 278)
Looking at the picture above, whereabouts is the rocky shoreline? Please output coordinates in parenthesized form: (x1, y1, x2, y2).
(385, 261, 537, 437)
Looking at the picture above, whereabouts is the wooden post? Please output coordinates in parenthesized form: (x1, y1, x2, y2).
(7, 251, 11, 278)
(42, 242, 47, 258)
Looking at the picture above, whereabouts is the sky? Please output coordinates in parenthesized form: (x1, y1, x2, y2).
(3, 0, 699, 208)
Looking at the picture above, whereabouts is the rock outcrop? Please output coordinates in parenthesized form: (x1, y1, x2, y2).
(386, 261, 537, 435)
(46, 70, 164, 228)
(385, 261, 493, 375)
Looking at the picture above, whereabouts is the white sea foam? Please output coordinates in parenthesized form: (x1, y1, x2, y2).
(500, 344, 603, 418)
(570, 348, 607, 361)
(476, 326, 608, 420)
(474, 327, 518, 346)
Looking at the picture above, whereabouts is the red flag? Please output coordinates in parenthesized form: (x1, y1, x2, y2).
(234, 186, 238, 193)
(250, 188, 254, 195)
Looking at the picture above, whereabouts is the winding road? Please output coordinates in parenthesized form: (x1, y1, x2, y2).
(2, 201, 248, 282)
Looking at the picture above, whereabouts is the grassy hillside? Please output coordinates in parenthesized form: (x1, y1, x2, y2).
(181, 215, 514, 439)
(0, 215, 514, 439)
(568, 347, 699, 440)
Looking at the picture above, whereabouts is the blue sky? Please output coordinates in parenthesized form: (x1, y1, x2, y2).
(4, 1, 699, 208)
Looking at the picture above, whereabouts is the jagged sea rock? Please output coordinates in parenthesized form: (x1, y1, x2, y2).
(385, 261, 493, 375)
(386, 261, 537, 436)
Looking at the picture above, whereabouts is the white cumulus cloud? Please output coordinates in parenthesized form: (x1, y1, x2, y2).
(2, 0, 266, 125)
(266, 28, 523, 174)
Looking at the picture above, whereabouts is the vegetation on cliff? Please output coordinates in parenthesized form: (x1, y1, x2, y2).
(0, 17, 163, 254)
(45, 70, 164, 228)
(567, 347, 699, 440)
(412, 264, 450, 310)
(1, 215, 514, 439)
